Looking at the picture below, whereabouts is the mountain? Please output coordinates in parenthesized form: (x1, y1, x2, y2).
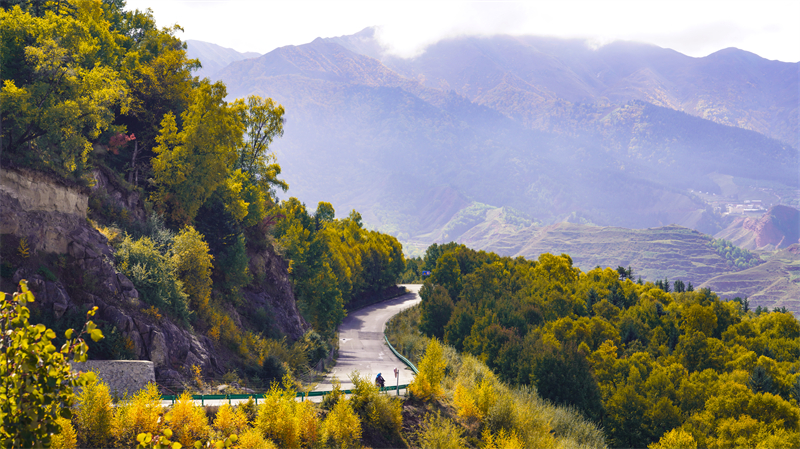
(208, 31, 798, 258)
(355, 31, 799, 150)
(715, 205, 800, 250)
(185, 40, 261, 80)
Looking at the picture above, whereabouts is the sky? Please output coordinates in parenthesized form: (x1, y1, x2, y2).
(124, 0, 800, 62)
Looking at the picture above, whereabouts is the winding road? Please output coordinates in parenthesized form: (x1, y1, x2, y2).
(314, 284, 421, 392)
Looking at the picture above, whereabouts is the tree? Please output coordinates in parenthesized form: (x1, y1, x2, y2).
(1, 4, 129, 176)
(420, 284, 455, 339)
(171, 225, 213, 311)
(150, 79, 245, 224)
(0, 280, 102, 447)
(234, 95, 287, 198)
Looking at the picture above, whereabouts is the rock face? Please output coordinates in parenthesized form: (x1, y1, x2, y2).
(1, 168, 305, 384)
(715, 205, 800, 250)
(245, 246, 307, 340)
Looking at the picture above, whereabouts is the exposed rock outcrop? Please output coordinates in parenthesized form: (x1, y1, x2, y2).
(715, 205, 800, 250)
(2, 167, 305, 384)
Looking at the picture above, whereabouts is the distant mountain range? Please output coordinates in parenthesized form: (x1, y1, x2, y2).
(189, 30, 799, 309)
(185, 40, 260, 80)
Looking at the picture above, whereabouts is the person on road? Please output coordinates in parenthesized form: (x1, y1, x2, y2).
(376, 373, 385, 388)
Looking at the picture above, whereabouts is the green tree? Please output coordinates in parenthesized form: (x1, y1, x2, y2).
(419, 283, 455, 340)
(0, 4, 129, 176)
(171, 225, 213, 311)
(0, 280, 102, 447)
(150, 79, 245, 225)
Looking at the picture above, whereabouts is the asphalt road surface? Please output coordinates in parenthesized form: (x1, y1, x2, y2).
(314, 284, 422, 393)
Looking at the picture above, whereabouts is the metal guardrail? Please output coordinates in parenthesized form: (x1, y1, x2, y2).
(161, 384, 410, 406)
(384, 335, 419, 375)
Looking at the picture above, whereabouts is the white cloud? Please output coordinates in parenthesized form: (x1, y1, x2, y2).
(124, 0, 800, 62)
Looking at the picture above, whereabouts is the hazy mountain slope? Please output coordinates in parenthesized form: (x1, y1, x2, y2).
(215, 32, 797, 251)
(376, 35, 798, 149)
(186, 39, 260, 80)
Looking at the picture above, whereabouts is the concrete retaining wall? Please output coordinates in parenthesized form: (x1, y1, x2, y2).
(71, 360, 155, 398)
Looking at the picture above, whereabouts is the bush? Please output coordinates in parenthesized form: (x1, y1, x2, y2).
(115, 235, 190, 324)
(237, 428, 277, 449)
(74, 375, 113, 448)
(409, 338, 446, 400)
(415, 412, 466, 449)
(111, 383, 164, 446)
(212, 403, 250, 438)
(171, 226, 213, 311)
(254, 376, 306, 448)
(322, 397, 362, 449)
(167, 391, 210, 446)
(348, 372, 402, 436)
(0, 280, 100, 448)
(51, 417, 77, 449)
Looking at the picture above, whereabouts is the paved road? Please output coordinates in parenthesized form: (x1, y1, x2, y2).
(159, 284, 421, 407)
(314, 284, 422, 392)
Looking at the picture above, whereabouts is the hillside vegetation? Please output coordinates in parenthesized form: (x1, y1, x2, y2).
(0, 0, 403, 388)
(405, 242, 800, 448)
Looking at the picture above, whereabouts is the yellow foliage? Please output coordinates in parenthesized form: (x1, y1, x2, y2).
(51, 417, 77, 449)
(254, 376, 306, 449)
(167, 391, 210, 446)
(409, 338, 446, 401)
(236, 428, 277, 449)
(454, 382, 482, 420)
(171, 226, 213, 311)
(297, 400, 322, 447)
(74, 374, 113, 448)
(415, 412, 466, 449)
(482, 428, 524, 449)
(322, 398, 362, 449)
(213, 403, 250, 437)
(17, 237, 30, 258)
(111, 383, 164, 445)
(648, 428, 697, 449)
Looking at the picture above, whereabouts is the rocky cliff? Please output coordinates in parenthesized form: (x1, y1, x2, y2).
(715, 205, 800, 250)
(0, 167, 306, 385)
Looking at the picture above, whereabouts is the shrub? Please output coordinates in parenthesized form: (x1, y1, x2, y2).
(111, 383, 164, 446)
(322, 397, 362, 449)
(254, 376, 303, 448)
(167, 391, 210, 446)
(116, 235, 190, 324)
(74, 375, 113, 448)
(0, 280, 101, 448)
(171, 226, 213, 311)
(409, 338, 446, 400)
(321, 378, 345, 411)
(415, 412, 466, 449)
(348, 372, 403, 436)
(51, 417, 77, 449)
(237, 428, 277, 449)
(482, 428, 525, 449)
(212, 403, 249, 437)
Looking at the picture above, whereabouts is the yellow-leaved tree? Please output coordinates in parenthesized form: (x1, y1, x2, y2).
(171, 226, 213, 311)
(410, 338, 446, 401)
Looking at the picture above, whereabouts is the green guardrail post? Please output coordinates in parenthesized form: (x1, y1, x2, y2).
(227, 394, 231, 406)
(201, 395, 204, 407)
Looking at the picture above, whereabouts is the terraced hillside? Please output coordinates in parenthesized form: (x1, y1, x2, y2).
(700, 244, 800, 310)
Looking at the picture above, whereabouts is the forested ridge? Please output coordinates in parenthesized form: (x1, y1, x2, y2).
(0, 1, 408, 445)
(400, 242, 800, 448)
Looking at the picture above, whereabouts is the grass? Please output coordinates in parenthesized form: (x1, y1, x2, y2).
(385, 304, 607, 449)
